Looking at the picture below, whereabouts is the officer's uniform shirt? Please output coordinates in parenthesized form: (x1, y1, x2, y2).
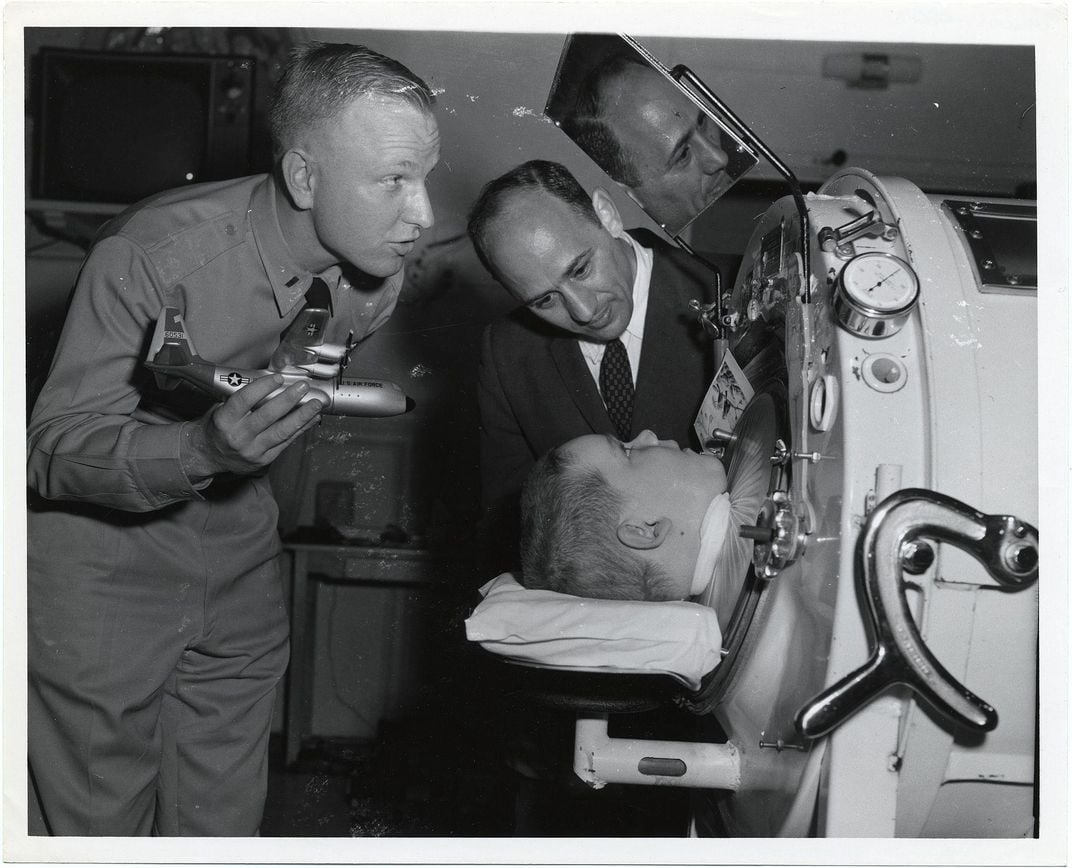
(27, 173, 403, 512)
(25, 172, 404, 836)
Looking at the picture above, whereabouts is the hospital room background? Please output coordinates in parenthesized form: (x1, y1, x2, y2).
(22, 25, 1037, 837)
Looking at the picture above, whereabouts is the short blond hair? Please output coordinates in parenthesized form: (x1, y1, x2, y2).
(269, 42, 435, 162)
(519, 445, 679, 600)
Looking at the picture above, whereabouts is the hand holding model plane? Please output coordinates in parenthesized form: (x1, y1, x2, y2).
(180, 372, 327, 481)
(145, 306, 412, 481)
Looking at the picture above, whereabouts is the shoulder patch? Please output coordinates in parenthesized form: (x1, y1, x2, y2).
(143, 212, 249, 288)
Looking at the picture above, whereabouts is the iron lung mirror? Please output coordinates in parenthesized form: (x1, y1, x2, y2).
(546, 33, 759, 236)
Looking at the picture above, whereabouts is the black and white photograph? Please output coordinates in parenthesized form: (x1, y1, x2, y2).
(693, 350, 752, 449)
(4, 1, 1068, 864)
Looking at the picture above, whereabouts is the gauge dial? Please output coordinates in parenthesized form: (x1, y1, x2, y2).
(838, 252, 919, 314)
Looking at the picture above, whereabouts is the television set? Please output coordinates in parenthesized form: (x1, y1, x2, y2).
(29, 47, 257, 214)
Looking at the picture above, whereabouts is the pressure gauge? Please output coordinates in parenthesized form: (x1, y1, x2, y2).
(834, 251, 920, 338)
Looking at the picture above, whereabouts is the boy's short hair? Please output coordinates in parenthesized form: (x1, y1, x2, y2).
(269, 41, 435, 162)
(519, 445, 679, 601)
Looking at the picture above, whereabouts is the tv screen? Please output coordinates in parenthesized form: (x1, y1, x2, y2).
(32, 48, 256, 211)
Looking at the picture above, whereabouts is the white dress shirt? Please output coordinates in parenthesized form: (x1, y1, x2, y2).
(578, 233, 653, 397)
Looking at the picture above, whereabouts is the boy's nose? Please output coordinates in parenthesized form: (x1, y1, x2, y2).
(625, 430, 660, 448)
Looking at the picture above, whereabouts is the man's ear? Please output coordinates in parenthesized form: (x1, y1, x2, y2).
(616, 516, 673, 550)
(591, 187, 625, 238)
(280, 149, 316, 211)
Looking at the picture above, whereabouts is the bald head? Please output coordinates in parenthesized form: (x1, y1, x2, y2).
(467, 160, 638, 343)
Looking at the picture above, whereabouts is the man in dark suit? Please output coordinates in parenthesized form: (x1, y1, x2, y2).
(467, 159, 738, 575)
(465, 158, 738, 835)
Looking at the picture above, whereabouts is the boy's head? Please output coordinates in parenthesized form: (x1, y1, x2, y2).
(519, 430, 728, 601)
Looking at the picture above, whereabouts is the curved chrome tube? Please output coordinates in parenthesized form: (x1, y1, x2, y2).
(796, 488, 1038, 738)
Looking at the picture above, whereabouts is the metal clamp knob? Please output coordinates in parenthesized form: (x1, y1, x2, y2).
(819, 209, 899, 258)
(795, 489, 1039, 738)
(747, 490, 807, 580)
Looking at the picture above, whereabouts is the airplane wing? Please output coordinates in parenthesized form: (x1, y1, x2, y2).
(270, 307, 329, 372)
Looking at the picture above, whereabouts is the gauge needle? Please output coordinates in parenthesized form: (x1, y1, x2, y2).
(864, 267, 899, 293)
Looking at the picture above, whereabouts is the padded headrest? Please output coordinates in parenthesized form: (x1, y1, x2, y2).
(464, 574, 723, 691)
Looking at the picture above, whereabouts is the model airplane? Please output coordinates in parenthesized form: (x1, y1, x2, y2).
(144, 307, 411, 417)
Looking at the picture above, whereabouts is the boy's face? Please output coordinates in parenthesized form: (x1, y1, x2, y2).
(567, 428, 727, 534)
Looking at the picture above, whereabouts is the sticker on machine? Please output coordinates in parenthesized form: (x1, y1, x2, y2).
(693, 350, 754, 450)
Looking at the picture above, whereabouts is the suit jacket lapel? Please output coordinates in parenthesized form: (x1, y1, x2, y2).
(549, 336, 614, 435)
(633, 248, 711, 429)
(633, 251, 675, 413)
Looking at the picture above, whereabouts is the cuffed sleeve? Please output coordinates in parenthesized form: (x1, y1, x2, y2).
(26, 235, 202, 511)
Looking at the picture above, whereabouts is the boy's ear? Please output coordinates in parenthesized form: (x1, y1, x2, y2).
(616, 516, 673, 550)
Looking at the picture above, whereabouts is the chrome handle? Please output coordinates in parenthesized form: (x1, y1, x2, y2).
(796, 488, 1038, 738)
(703, 427, 738, 453)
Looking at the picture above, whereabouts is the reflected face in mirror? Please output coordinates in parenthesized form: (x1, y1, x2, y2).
(481, 188, 637, 342)
(598, 64, 729, 231)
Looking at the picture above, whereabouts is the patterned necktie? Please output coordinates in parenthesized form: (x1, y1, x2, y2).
(599, 338, 634, 442)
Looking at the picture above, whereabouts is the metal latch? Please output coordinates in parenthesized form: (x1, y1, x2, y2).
(819, 209, 899, 259)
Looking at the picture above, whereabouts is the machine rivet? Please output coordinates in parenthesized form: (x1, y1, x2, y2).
(983, 259, 996, 270)
(969, 229, 983, 240)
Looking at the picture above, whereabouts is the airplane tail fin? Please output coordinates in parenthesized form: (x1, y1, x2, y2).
(145, 308, 199, 388)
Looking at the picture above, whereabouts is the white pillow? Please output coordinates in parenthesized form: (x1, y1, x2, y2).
(464, 574, 723, 691)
